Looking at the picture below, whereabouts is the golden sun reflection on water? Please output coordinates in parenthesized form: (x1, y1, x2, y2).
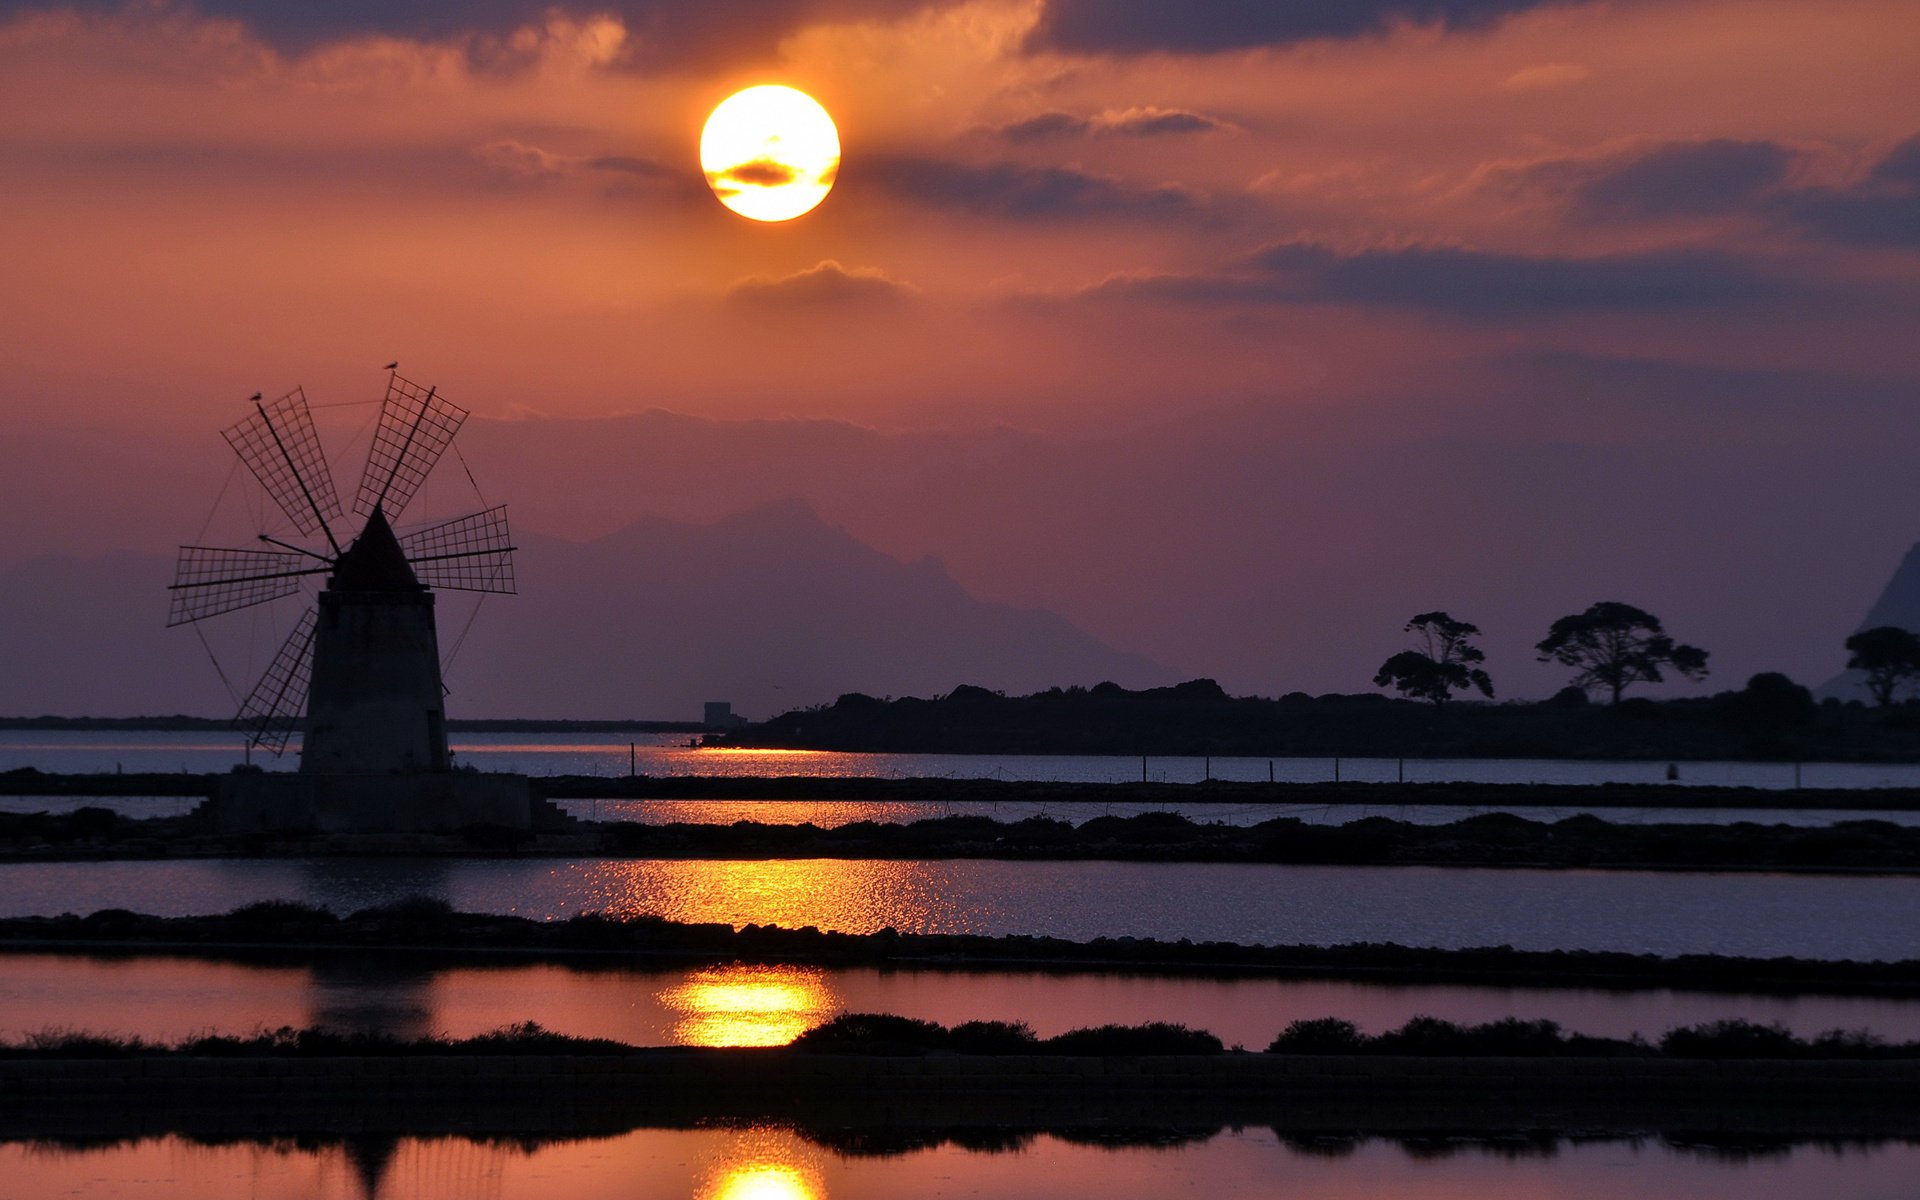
(584, 858, 945, 933)
(660, 964, 838, 1047)
(700, 1129, 825, 1200)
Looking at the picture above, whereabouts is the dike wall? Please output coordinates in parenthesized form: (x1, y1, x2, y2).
(3, 1052, 1919, 1138)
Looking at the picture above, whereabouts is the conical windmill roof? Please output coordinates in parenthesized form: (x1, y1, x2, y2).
(330, 507, 423, 591)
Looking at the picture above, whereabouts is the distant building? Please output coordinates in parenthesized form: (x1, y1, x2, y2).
(704, 701, 748, 729)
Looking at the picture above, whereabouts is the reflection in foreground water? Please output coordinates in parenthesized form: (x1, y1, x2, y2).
(6, 1127, 1917, 1200)
(662, 965, 838, 1047)
(7, 952, 1920, 1049)
(5, 857, 1920, 957)
(700, 1130, 823, 1200)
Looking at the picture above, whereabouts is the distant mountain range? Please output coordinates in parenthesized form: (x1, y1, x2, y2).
(0, 499, 1172, 721)
(1819, 540, 1920, 701)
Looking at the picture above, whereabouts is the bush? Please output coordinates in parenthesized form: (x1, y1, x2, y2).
(1045, 1022, 1223, 1056)
(1267, 1018, 1367, 1054)
(948, 1020, 1038, 1054)
(1661, 1020, 1805, 1058)
(792, 1013, 949, 1055)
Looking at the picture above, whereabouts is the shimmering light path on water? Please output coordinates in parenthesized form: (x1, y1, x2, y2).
(2, 1127, 1915, 1200)
(6, 730, 1918, 789)
(4, 953, 1919, 1048)
(1, 858, 1917, 959)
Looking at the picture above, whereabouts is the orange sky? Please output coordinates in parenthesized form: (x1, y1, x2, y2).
(2, 0, 1918, 705)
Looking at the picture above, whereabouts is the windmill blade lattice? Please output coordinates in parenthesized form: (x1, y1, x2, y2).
(222, 388, 343, 541)
(167, 546, 325, 626)
(233, 607, 317, 755)
(355, 374, 470, 521)
(398, 505, 517, 594)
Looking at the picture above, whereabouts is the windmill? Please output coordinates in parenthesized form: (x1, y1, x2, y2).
(169, 370, 515, 785)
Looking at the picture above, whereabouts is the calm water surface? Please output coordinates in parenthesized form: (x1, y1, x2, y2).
(4, 953, 1917, 1048)
(6, 730, 1917, 789)
(1, 858, 1917, 959)
(17, 793, 1920, 828)
(3, 1128, 1914, 1200)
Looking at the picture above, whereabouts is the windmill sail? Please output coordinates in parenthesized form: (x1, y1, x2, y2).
(233, 608, 318, 754)
(222, 388, 343, 544)
(398, 505, 517, 594)
(354, 374, 470, 521)
(167, 546, 325, 626)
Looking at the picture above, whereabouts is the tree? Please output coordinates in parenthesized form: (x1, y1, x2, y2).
(1843, 626, 1920, 706)
(1534, 601, 1708, 704)
(1373, 611, 1494, 705)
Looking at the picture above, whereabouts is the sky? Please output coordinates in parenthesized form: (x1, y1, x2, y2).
(2, 0, 1918, 711)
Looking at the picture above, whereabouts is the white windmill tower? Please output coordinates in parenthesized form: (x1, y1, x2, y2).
(168, 370, 549, 833)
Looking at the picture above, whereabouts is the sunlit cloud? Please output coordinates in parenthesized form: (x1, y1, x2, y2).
(993, 106, 1233, 142)
(725, 260, 921, 307)
(1501, 60, 1590, 89)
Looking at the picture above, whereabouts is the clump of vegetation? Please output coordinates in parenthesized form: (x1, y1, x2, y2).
(1046, 1022, 1224, 1056)
(792, 1015, 1221, 1056)
(0, 1022, 635, 1060)
(1266, 1015, 1920, 1059)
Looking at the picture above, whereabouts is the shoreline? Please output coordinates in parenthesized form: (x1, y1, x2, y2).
(11, 797, 1920, 872)
(9, 772, 1920, 809)
(3, 908, 1916, 997)
(4, 1050, 1919, 1138)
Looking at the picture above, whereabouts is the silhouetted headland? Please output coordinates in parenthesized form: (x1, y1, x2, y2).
(710, 678, 1920, 760)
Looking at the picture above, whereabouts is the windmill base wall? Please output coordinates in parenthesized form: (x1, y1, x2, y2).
(206, 772, 546, 834)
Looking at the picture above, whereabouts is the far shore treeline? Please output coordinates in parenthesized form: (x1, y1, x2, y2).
(714, 679, 1920, 761)
(708, 599, 1920, 759)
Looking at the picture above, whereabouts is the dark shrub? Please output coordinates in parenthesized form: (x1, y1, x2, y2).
(224, 900, 337, 932)
(793, 1013, 949, 1055)
(1045, 1022, 1223, 1056)
(948, 1020, 1038, 1054)
(67, 807, 120, 838)
(1267, 1018, 1367, 1055)
(1661, 1020, 1802, 1058)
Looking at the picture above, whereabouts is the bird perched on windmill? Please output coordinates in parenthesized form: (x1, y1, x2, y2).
(168, 368, 553, 834)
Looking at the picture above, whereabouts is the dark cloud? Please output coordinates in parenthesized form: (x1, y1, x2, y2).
(862, 154, 1198, 219)
(725, 260, 917, 308)
(1772, 133, 1920, 248)
(1572, 139, 1795, 220)
(995, 107, 1229, 142)
(0, 0, 905, 65)
(998, 112, 1095, 142)
(1779, 190, 1920, 247)
(718, 159, 799, 189)
(1028, 0, 1562, 55)
(1086, 241, 1780, 316)
(1870, 133, 1920, 186)
(585, 154, 672, 177)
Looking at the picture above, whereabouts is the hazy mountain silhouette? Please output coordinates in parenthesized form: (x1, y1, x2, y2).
(0, 500, 1173, 720)
(454, 498, 1174, 719)
(1818, 539, 1920, 701)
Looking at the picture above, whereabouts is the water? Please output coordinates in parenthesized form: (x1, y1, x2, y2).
(3, 952, 1917, 1049)
(550, 797, 1920, 828)
(18, 791, 1920, 829)
(6, 730, 1919, 790)
(3, 1128, 1914, 1200)
(1, 858, 1917, 959)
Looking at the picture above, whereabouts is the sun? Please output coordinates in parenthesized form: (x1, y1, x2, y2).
(701, 85, 840, 222)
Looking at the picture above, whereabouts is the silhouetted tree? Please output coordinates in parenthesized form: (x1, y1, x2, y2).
(1534, 601, 1708, 704)
(1844, 626, 1920, 706)
(1373, 611, 1494, 705)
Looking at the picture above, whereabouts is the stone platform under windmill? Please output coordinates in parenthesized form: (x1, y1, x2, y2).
(171, 372, 568, 837)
